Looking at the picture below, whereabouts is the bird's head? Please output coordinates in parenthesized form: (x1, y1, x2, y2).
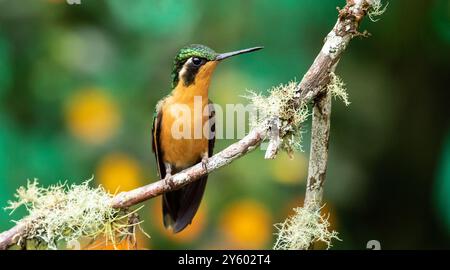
(171, 44, 263, 89)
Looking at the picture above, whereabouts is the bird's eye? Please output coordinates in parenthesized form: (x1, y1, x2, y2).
(191, 57, 203, 66)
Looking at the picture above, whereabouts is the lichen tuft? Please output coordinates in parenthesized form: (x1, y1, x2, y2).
(244, 80, 309, 155)
(328, 72, 350, 106)
(5, 178, 147, 250)
(368, 0, 388, 22)
(273, 205, 340, 250)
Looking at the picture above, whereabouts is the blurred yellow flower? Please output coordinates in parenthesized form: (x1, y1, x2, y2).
(65, 88, 120, 145)
(220, 200, 272, 249)
(271, 152, 307, 184)
(96, 153, 142, 193)
(152, 196, 207, 243)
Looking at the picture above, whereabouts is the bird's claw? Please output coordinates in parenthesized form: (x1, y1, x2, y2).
(201, 157, 208, 173)
(164, 174, 175, 189)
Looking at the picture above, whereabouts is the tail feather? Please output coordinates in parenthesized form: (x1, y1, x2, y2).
(162, 176, 208, 233)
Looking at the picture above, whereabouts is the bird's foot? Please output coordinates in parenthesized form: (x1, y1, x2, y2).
(201, 156, 209, 173)
(164, 173, 175, 189)
(163, 162, 174, 189)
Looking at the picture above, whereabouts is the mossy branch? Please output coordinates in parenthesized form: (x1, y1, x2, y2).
(0, 0, 380, 250)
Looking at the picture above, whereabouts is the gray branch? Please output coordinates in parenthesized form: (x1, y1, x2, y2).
(304, 93, 332, 211)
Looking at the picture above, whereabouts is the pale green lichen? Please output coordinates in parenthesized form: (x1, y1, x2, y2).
(245, 81, 309, 155)
(328, 73, 350, 106)
(368, 0, 388, 22)
(273, 206, 340, 250)
(5, 179, 147, 250)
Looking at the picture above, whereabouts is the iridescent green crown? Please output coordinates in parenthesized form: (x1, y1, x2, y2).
(171, 44, 217, 88)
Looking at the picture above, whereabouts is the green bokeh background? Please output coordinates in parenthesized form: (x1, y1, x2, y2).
(0, 0, 449, 249)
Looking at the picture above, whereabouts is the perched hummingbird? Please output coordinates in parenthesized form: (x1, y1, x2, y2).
(152, 44, 262, 233)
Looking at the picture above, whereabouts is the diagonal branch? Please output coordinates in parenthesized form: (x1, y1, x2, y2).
(0, 0, 376, 250)
(111, 128, 264, 208)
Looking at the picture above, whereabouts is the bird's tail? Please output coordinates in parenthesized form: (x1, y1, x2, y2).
(162, 176, 208, 233)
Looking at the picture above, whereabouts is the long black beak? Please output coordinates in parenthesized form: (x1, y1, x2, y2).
(215, 46, 263, 61)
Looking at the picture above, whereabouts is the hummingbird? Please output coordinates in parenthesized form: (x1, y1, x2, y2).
(152, 44, 263, 233)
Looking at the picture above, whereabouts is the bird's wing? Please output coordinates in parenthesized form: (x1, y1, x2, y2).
(151, 104, 165, 179)
(163, 101, 216, 233)
(208, 100, 216, 157)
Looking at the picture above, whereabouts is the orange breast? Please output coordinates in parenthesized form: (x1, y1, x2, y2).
(159, 96, 209, 169)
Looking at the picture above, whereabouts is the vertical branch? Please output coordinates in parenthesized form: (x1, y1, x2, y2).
(304, 92, 332, 211)
(300, 91, 333, 250)
(273, 92, 335, 251)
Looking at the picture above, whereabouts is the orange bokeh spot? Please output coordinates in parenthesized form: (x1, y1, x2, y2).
(65, 88, 120, 145)
(152, 197, 207, 243)
(271, 152, 307, 185)
(96, 153, 142, 193)
(220, 200, 272, 249)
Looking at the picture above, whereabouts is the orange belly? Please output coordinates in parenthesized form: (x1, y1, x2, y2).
(159, 98, 209, 169)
